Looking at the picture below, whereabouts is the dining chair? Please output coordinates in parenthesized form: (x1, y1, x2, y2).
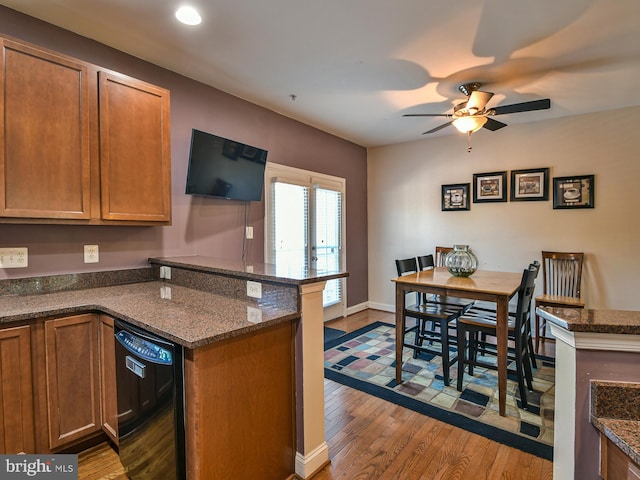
(419, 252, 472, 308)
(470, 260, 540, 371)
(434, 246, 453, 267)
(534, 251, 584, 352)
(456, 262, 539, 409)
(395, 257, 474, 386)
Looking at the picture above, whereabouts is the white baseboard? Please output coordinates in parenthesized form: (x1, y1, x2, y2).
(295, 442, 330, 479)
(366, 301, 394, 313)
(344, 301, 394, 316)
(345, 302, 368, 316)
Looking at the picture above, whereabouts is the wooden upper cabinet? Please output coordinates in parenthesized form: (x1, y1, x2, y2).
(0, 39, 91, 219)
(0, 35, 171, 225)
(99, 71, 171, 222)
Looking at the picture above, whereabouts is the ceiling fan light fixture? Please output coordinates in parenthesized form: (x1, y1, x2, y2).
(452, 116, 487, 134)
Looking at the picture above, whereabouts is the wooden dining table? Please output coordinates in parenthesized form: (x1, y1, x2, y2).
(392, 266, 523, 416)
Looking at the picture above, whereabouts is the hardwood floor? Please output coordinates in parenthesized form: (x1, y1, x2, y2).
(317, 309, 554, 479)
(78, 309, 554, 479)
(77, 442, 127, 480)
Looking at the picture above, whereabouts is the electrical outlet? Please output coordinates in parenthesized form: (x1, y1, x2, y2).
(84, 245, 99, 263)
(247, 281, 262, 299)
(160, 266, 172, 279)
(0, 247, 28, 268)
(246, 226, 254, 239)
(247, 306, 263, 323)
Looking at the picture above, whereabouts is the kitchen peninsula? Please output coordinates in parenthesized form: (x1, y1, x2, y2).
(0, 256, 347, 479)
(536, 307, 640, 480)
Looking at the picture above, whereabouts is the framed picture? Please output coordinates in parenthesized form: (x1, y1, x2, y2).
(473, 171, 507, 203)
(553, 174, 595, 209)
(510, 168, 550, 201)
(441, 183, 470, 211)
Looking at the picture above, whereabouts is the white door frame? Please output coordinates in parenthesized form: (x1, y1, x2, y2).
(264, 162, 346, 321)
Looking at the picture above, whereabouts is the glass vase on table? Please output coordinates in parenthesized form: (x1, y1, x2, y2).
(445, 245, 478, 277)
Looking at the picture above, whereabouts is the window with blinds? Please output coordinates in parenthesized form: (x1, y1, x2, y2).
(265, 163, 346, 320)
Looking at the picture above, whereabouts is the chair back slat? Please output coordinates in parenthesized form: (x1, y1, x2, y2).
(417, 254, 435, 271)
(515, 263, 539, 323)
(542, 251, 584, 299)
(395, 257, 419, 306)
(395, 257, 418, 276)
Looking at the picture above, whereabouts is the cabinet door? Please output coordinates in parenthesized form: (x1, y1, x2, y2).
(0, 325, 35, 453)
(99, 315, 118, 444)
(98, 71, 171, 222)
(0, 39, 91, 219)
(45, 314, 100, 449)
(602, 436, 640, 480)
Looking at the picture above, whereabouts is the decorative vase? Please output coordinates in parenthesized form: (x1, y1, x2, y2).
(445, 245, 478, 277)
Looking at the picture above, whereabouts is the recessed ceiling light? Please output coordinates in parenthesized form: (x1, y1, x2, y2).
(175, 6, 202, 26)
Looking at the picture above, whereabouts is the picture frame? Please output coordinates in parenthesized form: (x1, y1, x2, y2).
(473, 171, 507, 203)
(441, 183, 470, 211)
(553, 174, 595, 209)
(510, 168, 550, 202)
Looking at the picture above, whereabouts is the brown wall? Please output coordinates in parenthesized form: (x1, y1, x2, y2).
(0, 6, 368, 307)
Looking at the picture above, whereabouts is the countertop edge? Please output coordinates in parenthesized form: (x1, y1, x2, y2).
(536, 307, 640, 335)
(590, 415, 640, 466)
(149, 256, 349, 285)
(0, 282, 300, 349)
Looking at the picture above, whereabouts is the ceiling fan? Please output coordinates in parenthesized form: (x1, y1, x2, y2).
(404, 82, 551, 135)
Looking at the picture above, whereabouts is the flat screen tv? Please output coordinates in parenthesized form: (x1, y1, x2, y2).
(185, 129, 268, 201)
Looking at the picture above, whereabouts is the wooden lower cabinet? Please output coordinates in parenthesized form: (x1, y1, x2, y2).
(601, 435, 640, 480)
(99, 314, 118, 444)
(0, 324, 36, 453)
(45, 313, 101, 450)
(185, 320, 297, 480)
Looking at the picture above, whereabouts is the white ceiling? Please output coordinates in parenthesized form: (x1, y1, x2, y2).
(3, 0, 639, 147)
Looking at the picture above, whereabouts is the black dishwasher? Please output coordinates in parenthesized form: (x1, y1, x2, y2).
(114, 320, 186, 480)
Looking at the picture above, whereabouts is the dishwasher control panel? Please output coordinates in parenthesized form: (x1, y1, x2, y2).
(115, 330, 173, 365)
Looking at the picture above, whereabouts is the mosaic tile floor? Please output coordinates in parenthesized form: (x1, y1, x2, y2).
(324, 322, 555, 459)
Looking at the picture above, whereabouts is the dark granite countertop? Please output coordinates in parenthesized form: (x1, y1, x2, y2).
(149, 255, 349, 284)
(535, 307, 640, 335)
(0, 281, 298, 349)
(590, 381, 640, 466)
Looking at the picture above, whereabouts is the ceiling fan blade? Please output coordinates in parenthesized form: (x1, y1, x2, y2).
(403, 113, 452, 118)
(466, 91, 494, 112)
(422, 121, 452, 134)
(492, 98, 550, 115)
(483, 117, 508, 131)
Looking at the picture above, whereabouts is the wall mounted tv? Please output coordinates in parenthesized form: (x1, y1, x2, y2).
(185, 129, 268, 201)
